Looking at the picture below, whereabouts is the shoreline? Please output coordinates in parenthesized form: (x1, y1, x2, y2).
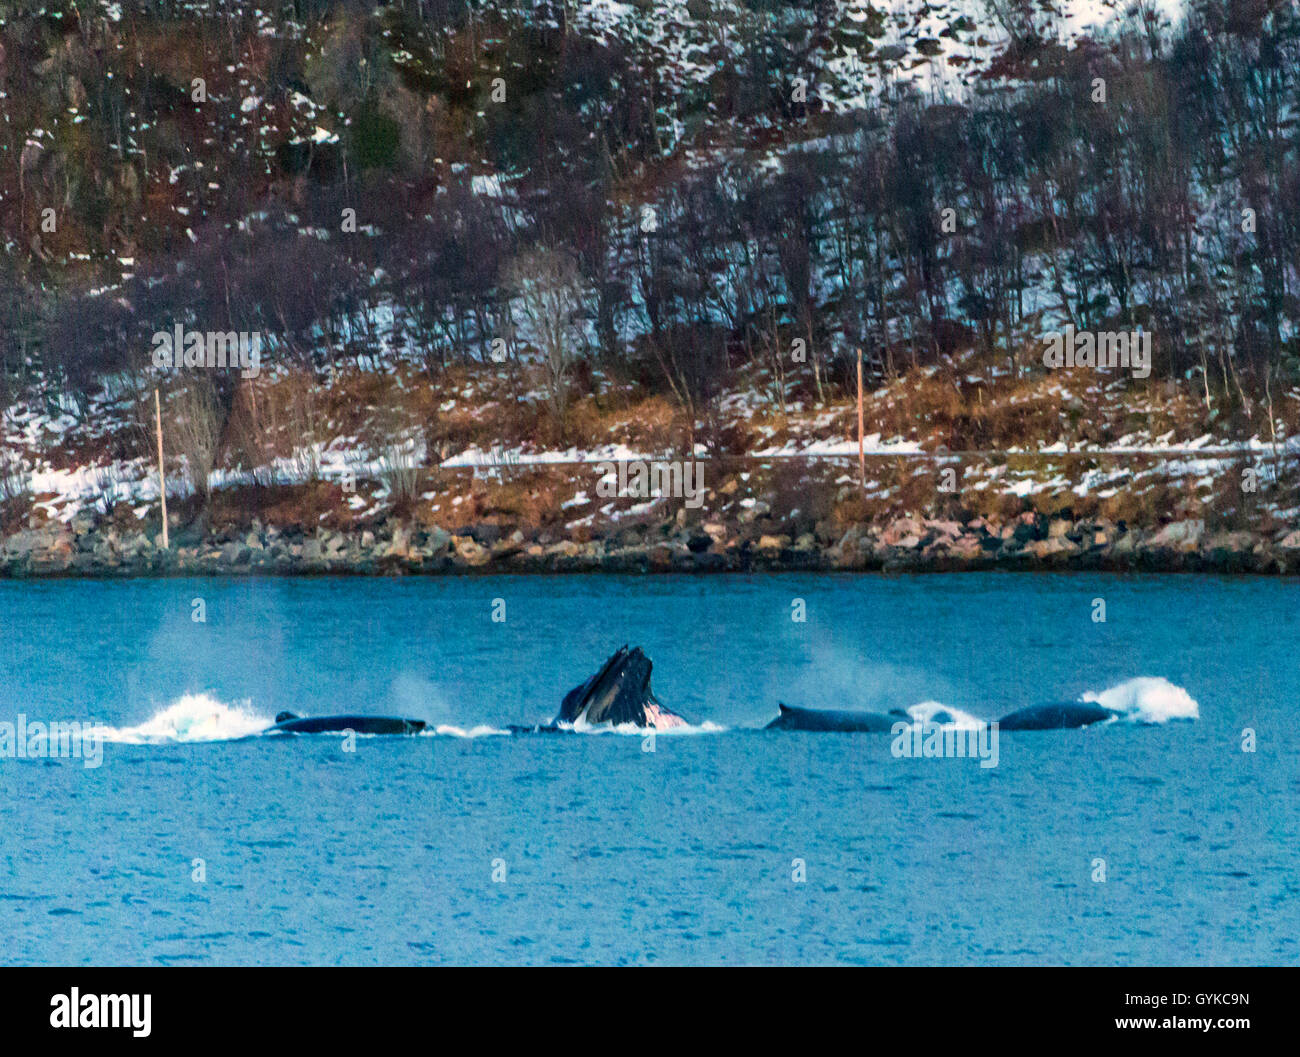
(4, 512, 1299, 578)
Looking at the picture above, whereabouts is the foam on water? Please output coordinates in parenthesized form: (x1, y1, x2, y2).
(565, 717, 727, 735)
(99, 693, 272, 744)
(905, 700, 987, 730)
(1081, 676, 1200, 724)
(96, 695, 517, 743)
(898, 678, 1199, 729)
(431, 723, 510, 738)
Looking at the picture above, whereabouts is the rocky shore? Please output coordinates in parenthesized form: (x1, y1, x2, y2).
(4, 509, 1300, 577)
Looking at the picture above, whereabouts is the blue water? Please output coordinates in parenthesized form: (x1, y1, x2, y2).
(0, 573, 1296, 965)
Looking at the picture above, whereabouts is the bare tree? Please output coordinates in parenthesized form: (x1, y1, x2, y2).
(170, 379, 224, 502)
(508, 246, 586, 426)
(0, 445, 31, 524)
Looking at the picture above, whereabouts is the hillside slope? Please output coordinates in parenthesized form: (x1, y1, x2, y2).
(1, 0, 1298, 574)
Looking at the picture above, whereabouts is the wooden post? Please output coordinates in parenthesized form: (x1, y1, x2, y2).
(856, 347, 865, 489)
(154, 388, 169, 550)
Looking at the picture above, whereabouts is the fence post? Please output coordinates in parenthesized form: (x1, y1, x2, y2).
(856, 348, 865, 489)
(154, 388, 169, 550)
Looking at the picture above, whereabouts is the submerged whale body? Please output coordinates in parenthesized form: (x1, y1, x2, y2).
(766, 702, 910, 732)
(553, 645, 688, 730)
(266, 711, 428, 735)
(994, 701, 1114, 730)
(767, 700, 1115, 732)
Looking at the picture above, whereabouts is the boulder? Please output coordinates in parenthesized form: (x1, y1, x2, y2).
(1027, 537, 1079, 560)
(685, 531, 712, 553)
(220, 542, 251, 565)
(923, 519, 963, 539)
(881, 518, 925, 546)
(454, 536, 490, 564)
(385, 524, 411, 558)
(1148, 519, 1205, 552)
(423, 526, 452, 554)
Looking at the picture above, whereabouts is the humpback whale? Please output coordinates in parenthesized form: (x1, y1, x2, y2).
(994, 701, 1114, 730)
(553, 646, 688, 730)
(766, 702, 912, 732)
(766, 700, 1115, 731)
(266, 711, 428, 735)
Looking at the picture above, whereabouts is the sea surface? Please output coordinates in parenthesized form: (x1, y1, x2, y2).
(0, 573, 1296, 965)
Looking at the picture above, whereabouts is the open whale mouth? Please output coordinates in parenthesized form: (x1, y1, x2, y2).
(642, 702, 687, 731)
(556, 646, 688, 730)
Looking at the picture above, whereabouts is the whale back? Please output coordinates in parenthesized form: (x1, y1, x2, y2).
(268, 713, 427, 735)
(996, 701, 1114, 730)
(767, 703, 900, 732)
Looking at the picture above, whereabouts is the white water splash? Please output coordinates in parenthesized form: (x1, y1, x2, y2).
(898, 677, 1199, 729)
(1082, 677, 1200, 724)
(565, 717, 727, 736)
(905, 700, 988, 731)
(431, 724, 510, 738)
(99, 693, 272, 744)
